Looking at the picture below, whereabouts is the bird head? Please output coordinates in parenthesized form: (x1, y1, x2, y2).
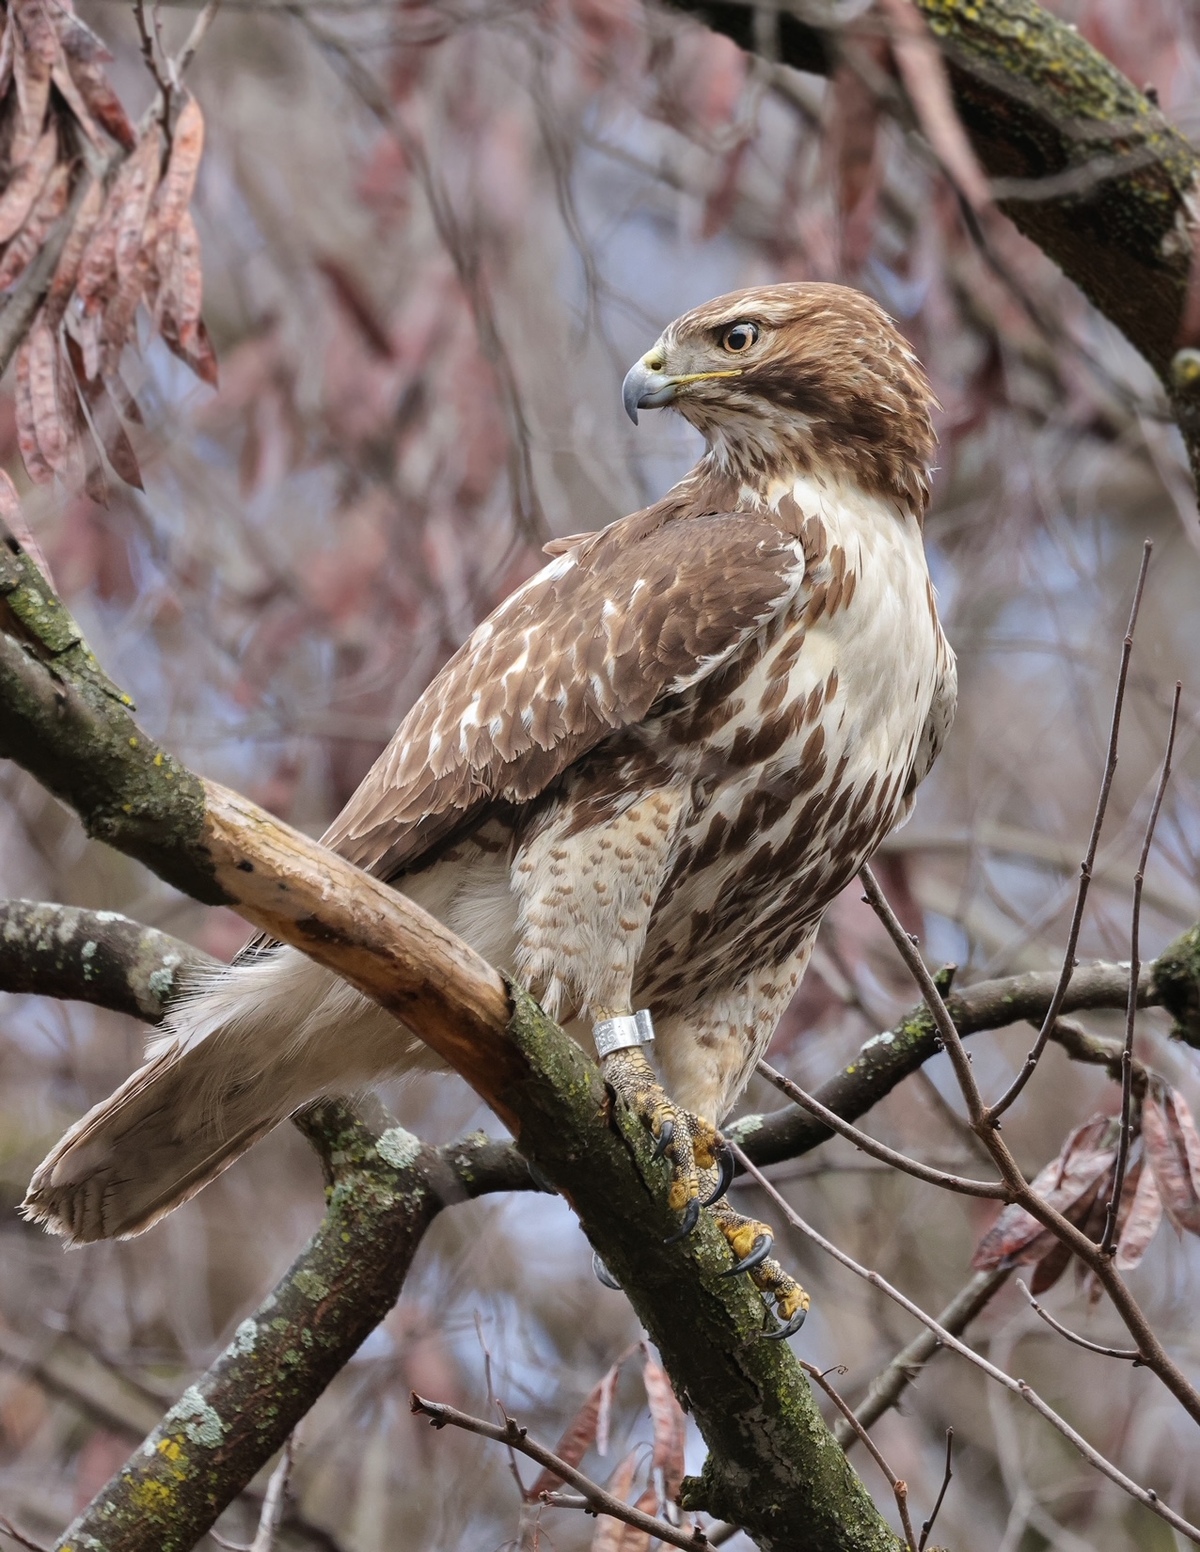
(622, 282, 937, 513)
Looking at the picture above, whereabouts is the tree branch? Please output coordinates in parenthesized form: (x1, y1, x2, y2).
(409, 1395, 709, 1550)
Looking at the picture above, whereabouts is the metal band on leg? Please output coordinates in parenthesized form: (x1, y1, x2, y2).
(593, 1009, 655, 1058)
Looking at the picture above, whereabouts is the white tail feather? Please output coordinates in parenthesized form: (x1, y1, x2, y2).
(23, 946, 441, 1243)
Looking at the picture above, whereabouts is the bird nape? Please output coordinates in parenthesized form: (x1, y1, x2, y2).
(24, 282, 956, 1341)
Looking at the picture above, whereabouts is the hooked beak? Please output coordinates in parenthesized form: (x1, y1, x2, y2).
(622, 355, 743, 425)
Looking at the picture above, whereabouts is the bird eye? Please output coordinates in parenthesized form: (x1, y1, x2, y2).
(721, 322, 759, 353)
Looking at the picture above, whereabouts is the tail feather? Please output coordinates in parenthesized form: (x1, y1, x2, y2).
(23, 944, 436, 1243)
(23, 1042, 294, 1242)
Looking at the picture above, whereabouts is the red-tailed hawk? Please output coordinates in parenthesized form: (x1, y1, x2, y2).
(26, 283, 955, 1336)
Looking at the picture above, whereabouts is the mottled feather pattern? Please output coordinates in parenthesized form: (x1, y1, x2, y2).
(24, 280, 957, 1242)
(323, 510, 810, 880)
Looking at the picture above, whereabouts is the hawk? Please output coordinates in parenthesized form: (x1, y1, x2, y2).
(26, 283, 955, 1336)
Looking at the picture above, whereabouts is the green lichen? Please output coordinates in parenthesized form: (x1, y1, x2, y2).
(375, 1125, 422, 1170)
(168, 1388, 226, 1449)
(292, 1270, 330, 1303)
(1153, 924, 1200, 1047)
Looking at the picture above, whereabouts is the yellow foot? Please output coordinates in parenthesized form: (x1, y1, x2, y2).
(601, 1046, 733, 1239)
(712, 1198, 810, 1339)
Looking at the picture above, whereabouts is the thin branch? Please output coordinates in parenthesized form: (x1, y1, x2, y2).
(211, 1431, 298, 1552)
(798, 1362, 917, 1552)
(861, 864, 1200, 1422)
(408, 1395, 709, 1551)
(1102, 680, 1182, 1255)
(0, 1517, 50, 1552)
(756, 1059, 1007, 1199)
(990, 542, 1152, 1120)
(834, 1268, 1012, 1445)
(173, 0, 222, 77)
(731, 1144, 1200, 1547)
(1016, 1280, 1140, 1361)
(860, 865, 990, 1128)
(918, 1431, 953, 1552)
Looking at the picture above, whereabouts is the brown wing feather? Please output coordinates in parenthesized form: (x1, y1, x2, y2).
(323, 507, 810, 879)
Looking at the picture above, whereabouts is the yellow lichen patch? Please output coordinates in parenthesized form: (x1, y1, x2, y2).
(131, 1477, 177, 1512)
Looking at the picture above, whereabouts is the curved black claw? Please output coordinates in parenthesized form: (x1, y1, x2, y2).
(664, 1197, 702, 1243)
(652, 1118, 675, 1161)
(701, 1142, 735, 1207)
(760, 1305, 808, 1340)
(592, 1251, 623, 1291)
(526, 1159, 558, 1194)
(721, 1231, 773, 1277)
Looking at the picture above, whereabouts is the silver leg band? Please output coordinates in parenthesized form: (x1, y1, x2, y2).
(593, 1009, 655, 1058)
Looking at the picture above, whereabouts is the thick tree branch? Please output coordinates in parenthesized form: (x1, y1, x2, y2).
(53, 1104, 528, 1552)
(668, 0, 1200, 483)
(0, 529, 899, 1551)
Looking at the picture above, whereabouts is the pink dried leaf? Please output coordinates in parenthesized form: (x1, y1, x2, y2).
(54, 8, 115, 66)
(112, 127, 161, 286)
(1144, 1087, 1200, 1234)
(1115, 1151, 1164, 1271)
(156, 212, 217, 385)
(877, 0, 992, 214)
(50, 56, 103, 147)
(26, 318, 67, 473)
(1028, 1233, 1073, 1296)
(0, 156, 68, 292)
(10, 0, 58, 166)
(641, 1347, 686, 1501)
(54, 335, 92, 488)
(616, 1485, 660, 1552)
(528, 1359, 623, 1500)
(0, 468, 54, 584)
(60, 48, 135, 150)
(105, 367, 143, 424)
(0, 17, 15, 99)
(14, 337, 52, 484)
(42, 172, 102, 327)
(0, 124, 56, 244)
(973, 1115, 1117, 1270)
(154, 95, 204, 240)
(591, 1451, 640, 1552)
(64, 334, 141, 489)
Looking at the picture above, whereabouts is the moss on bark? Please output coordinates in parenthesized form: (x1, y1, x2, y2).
(502, 987, 903, 1552)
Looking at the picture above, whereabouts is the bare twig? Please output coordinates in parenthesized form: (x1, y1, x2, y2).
(1102, 681, 1182, 1255)
(918, 1431, 953, 1552)
(990, 543, 1152, 1120)
(0, 1517, 51, 1552)
(860, 865, 990, 1127)
(174, 0, 222, 77)
(133, 0, 175, 118)
(1016, 1280, 1140, 1362)
(858, 865, 1200, 1424)
(409, 1395, 708, 1551)
(799, 1362, 917, 1552)
(835, 1268, 1011, 1445)
(731, 1144, 1200, 1547)
(756, 1059, 1006, 1199)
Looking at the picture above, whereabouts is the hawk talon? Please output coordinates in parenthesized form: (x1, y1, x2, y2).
(664, 1197, 701, 1242)
(721, 1231, 773, 1276)
(760, 1305, 808, 1340)
(652, 1119, 675, 1160)
(701, 1143, 734, 1206)
(592, 1251, 622, 1291)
